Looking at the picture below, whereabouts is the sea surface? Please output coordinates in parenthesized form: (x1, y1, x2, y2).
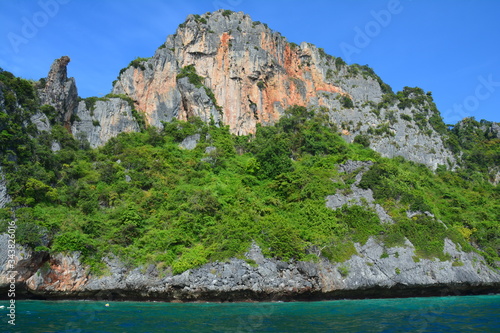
(1, 295, 499, 332)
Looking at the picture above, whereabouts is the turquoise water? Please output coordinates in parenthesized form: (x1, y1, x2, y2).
(1, 295, 499, 332)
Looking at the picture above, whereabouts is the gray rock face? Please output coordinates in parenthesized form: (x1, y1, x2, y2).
(324, 101, 456, 169)
(490, 167, 500, 186)
(368, 107, 455, 170)
(326, 160, 394, 224)
(0, 234, 48, 285)
(245, 241, 265, 265)
(179, 133, 201, 150)
(29, 112, 51, 133)
(491, 122, 500, 139)
(335, 237, 500, 290)
(177, 77, 222, 124)
(71, 98, 141, 148)
(2, 234, 499, 301)
(37, 56, 79, 126)
(0, 167, 10, 208)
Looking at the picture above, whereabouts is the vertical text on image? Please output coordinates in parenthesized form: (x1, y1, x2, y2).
(6, 220, 17, 326)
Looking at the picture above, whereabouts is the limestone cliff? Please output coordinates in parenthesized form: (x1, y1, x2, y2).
(112, 11, 356, 135)
(29, 11, 457, 168)
(108, 10, 453, 168)
(71, 97, 141, 148)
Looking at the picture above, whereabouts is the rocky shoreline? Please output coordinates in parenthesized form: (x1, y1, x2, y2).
(2, 236, 499, 302)
(4, 283, 499, 303)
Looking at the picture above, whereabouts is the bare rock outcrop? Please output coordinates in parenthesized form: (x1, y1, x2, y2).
(71, 98, 141, 148)
(0, 167, 10, 209)
(37, 56, 79, 128)
(326, 160, 394, 224)
(112, 11, 358, 135)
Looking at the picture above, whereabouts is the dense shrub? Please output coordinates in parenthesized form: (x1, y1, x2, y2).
(353, 134, 370, 147)
(176, 65, 204, 88)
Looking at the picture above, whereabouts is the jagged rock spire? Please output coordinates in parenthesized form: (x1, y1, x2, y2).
(38, 56, 78, 128)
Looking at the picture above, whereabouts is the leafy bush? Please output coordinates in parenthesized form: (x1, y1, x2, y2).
(340, 95, 354, 108)
(400, 114, 412, 122)
(334, 57, 346, 69)
(119, 57, 151, 75)
(353, 134, 370, 147)
(176, 65, 204, 88)
(40, 104, 57, 124)
(52, 231, 95, 256)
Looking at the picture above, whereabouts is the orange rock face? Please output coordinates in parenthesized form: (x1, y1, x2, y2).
(25, 254, 88, 292)
(112, 11, 349, 135)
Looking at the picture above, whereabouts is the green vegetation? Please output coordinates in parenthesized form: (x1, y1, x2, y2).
(367, 123, 394, 137)
(204, 87, 223, 114)
(400, 114, 412, 122)
(334, 57, 346, 70)
(395, 87, 447, 135)
(176, 65, 204, 88)
(0, 68, 499, 275)
(318, 48, 328, 59)
(119, 57, 151, 76)
(326, 69, 334, 81)
(353, 134, 370, 148)
(40, 104, 57, 125)
(193, 14, 207, 24)
(338, 265, 350, 277)
(340, 95, 354, 109)
(176, 66, 222, 116)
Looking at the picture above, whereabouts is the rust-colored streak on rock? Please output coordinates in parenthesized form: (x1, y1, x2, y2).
(217, 32, 232, 124)
(311, 66, 345, 95)
(283, 44, 302, 78)
(50, 258, 86, 291)
(28, 256, 88, 292)
(131, 69, 147, 121)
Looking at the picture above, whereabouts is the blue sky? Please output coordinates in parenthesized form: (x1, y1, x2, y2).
(1, 0, 499, 124)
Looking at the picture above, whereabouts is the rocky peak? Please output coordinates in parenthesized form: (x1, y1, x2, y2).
(112, 9, 373, 135)
(38, 56, 78, 128)
(48, 55, 70, 84)
(84, 10, 454, 168)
